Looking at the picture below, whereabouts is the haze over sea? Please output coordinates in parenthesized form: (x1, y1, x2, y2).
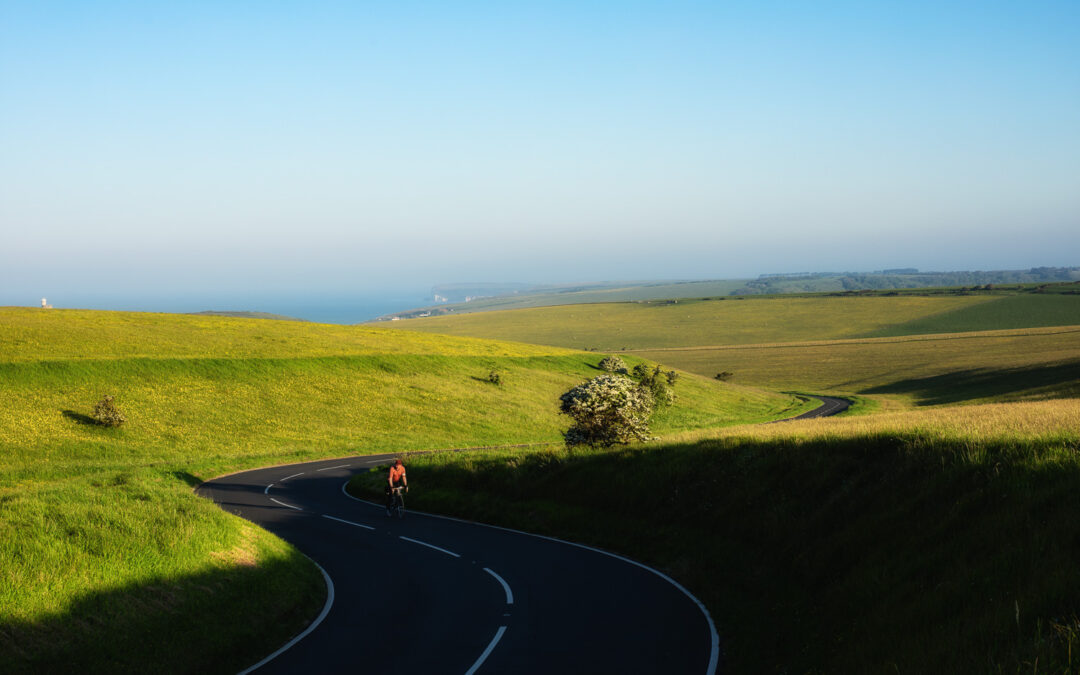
(5, 290, 432, 325)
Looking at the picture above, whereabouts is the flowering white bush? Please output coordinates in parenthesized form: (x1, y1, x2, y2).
(598, 355, 628, 374)
(559, 374, 654, 447)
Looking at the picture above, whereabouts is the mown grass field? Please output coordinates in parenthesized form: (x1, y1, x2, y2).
(0, 307, 802, 673)
(350, 399, 1080, 673)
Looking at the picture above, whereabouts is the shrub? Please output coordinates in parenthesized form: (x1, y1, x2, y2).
(631, 364, 676, 406)
(598, 355, 628, 374)
(92, 395, 126, 427)
(715, 372, 733, 382)
(487, 370, 502, 385)
(559, 374, 654, 447)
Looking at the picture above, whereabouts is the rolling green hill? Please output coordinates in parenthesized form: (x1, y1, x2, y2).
(385, 295, 1001, 350)
(385, 292, 1080, 408)
(860, 293, 1080, 337)
(383, 269, 1080, 319)
(0, 307, 802, 672)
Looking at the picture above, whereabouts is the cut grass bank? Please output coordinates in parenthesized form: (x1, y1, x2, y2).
(0, 307, 802, 672)
(350, 399, 1080, 674)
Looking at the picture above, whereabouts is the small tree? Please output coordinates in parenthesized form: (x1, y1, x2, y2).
(598, 355, 628, 374)
(487, 370, 503, 385)
(92, 395, 126, 427)
(630, 364, 676, 406)
(559, 374, 654, 447)
(714, 372, 733, 382)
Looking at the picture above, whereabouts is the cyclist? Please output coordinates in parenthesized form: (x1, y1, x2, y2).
(386, 458, 407, 512)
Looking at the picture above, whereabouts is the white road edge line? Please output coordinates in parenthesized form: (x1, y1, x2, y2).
(281, 472, 305, 481)
(321, 514, 375, 531)
(399, 536, 461, 558)
(270, 497, 303, 511)
(237, 557, 335, 675)
(316, 464, 351, 472)
(482, 567, 514, 605)
(464, 626, 507, 675)
(341, 480, 719, 675)
(263, 483, 273, 495)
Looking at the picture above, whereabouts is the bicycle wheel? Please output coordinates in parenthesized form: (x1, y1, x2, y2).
(396, 492, 405, 518)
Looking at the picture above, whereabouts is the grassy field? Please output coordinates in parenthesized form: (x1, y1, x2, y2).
(385, 293, 1080, 407)
(0, 307, 803, 672)
(349, 398, 1080, 673)
(631, 326, 1080, 405)
(862, 294, 1080, 337)
(388, 273, 1080, 319)
(387, 295, 1002, 350)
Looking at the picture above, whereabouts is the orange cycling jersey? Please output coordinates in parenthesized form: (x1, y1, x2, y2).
(389, 464, 406, 485)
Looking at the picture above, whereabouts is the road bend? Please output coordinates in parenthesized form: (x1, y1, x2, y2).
(198, 454, 717, 674)
(197, 395, 848, 673)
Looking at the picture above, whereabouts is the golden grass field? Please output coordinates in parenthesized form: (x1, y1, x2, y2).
(673, 396, 1080, 445)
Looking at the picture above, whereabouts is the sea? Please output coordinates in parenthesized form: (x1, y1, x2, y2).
(9, 291, 434, 325)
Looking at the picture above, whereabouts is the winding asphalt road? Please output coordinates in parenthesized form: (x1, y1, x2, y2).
(197, 396, 846, 673)
(198, 456, 717, 674)
(788, 395, 850, 420)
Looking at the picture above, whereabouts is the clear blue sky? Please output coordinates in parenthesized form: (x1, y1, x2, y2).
(2, 1, 1078, 306)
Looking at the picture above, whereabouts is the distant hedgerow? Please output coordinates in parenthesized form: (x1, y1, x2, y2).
(92, 395, 126, 427)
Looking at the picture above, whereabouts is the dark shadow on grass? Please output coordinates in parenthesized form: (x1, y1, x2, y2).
(171, 471, 202, 488)
(862, 359, 1080, 405)
(0, 549, 323, 675)
(402, 433, 1080, 674)
(61, 410, 97, 425)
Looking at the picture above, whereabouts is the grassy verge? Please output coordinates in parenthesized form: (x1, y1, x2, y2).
(0, 308, 801, 672)
(349, 399, 1080, 674)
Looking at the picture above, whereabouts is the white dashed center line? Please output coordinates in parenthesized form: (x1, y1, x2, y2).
(270, 498, 303, 511)
(483, 567, 514, 605)
(464, 626, 507, 675)
(321, 514, 375, 530)
(316, 464, 351, 472)
(399, 536, 461, 558)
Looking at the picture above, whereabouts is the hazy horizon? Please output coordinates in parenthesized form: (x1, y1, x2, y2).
(6, 262, 1078, 325)
(3, 2, 1077, 307)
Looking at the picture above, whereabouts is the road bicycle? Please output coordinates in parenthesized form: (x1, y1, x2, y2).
(386, 485, 406, 518)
